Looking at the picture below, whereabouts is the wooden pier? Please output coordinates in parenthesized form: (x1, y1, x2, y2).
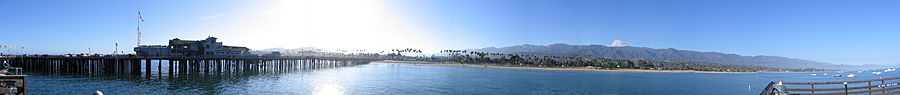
(0, 55, 379, 94)
(0, 56, 375, 76)
(761, 77, 900, 95)
(0, 55, 375, 77)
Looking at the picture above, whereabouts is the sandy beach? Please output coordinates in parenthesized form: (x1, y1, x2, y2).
(373, 60, 753, 74)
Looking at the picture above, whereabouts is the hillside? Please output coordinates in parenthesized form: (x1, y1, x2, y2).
(469, 43, 871, 70)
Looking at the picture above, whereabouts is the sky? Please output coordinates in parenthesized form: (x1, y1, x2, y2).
(1, 0, 899, 65)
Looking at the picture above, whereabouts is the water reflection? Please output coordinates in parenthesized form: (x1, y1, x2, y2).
(24, 60, 363, 94)
(315, 84, 344, 95)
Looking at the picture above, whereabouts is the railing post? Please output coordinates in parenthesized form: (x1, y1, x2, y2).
(844, 82, 848, 95)
(812, 82, 815, 94)
(882, 78, 886, 94)
(868, 81, 872, 95)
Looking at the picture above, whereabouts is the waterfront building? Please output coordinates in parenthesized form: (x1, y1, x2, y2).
(262, 52, 281, 57)
(135, 37, 253, 56)
(132, 45, 171, 56)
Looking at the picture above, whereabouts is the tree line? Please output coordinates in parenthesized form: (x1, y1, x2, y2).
(440, 50, 828, 72)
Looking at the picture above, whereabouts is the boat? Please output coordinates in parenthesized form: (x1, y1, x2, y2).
(885, 68, 896, 72)
(858, 71, 863, 73)
(847, 74, 856, 78)
(833, 74, 842, 77)
(873, 72, 882, 75)
(810, 73, 817, 76)
(823, 73, 829, 75)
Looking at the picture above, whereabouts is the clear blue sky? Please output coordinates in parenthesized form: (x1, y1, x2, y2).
(1, 0, 899, 65)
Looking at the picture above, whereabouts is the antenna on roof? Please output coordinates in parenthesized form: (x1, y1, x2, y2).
(136, 0, 146, 47)
(137, 10, 144, 47)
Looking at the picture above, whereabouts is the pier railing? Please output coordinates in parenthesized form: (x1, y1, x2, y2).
(7, 67, 22, 75)
(761, 77, 900, 95)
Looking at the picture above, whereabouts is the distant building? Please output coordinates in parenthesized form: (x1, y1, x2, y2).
(262, 52, 281, 57)
(133, 45, 172, 56)
(135, 37, 253, 57)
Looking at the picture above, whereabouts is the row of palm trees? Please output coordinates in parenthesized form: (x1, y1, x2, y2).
(388, 48, 423, 56)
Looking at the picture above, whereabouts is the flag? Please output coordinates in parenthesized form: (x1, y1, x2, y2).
(138, 11, 144, 22)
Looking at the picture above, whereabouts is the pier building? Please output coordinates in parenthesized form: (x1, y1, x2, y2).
(135, 37, 252, 57)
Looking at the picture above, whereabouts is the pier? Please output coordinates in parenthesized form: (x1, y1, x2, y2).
(0, 56, 375, 77)
(761, 77, 900, 95)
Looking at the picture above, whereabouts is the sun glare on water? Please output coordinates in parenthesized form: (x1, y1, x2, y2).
(315, 84, 344, 95)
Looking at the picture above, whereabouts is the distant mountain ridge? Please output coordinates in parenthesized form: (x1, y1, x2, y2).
(469, 43, 869, 70)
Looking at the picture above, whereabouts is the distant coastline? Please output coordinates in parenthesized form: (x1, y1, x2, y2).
(373, 60, 755, 74)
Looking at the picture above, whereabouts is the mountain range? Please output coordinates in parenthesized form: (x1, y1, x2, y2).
(468, 43, 883, 70)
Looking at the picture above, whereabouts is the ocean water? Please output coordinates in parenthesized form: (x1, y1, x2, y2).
(25, 61, 896, 95)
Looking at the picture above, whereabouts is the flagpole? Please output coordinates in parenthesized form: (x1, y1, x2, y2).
(137, 10, 142, 47)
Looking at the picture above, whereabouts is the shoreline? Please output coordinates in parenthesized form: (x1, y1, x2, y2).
(373, 60, 756, 74)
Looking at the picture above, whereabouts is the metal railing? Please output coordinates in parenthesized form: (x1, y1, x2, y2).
(762, 77, 900, 95)
(7, 67, 22, 75)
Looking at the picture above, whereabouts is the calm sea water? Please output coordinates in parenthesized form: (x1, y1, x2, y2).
(25, 61, 896, 95)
